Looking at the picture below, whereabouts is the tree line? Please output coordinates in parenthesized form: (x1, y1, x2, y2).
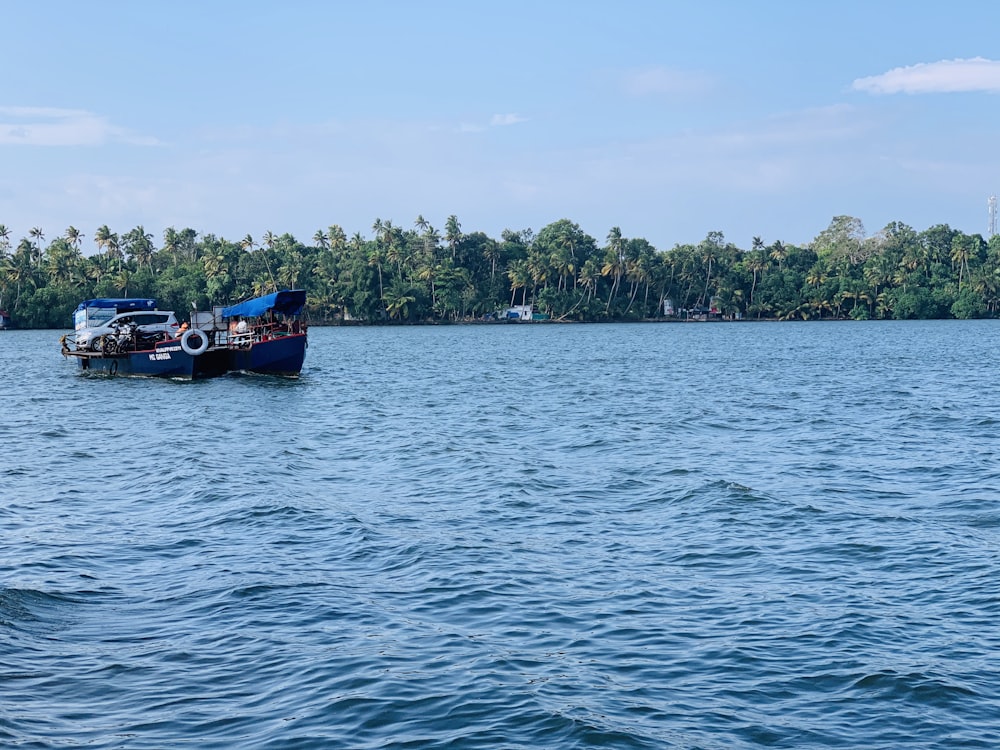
(1, 214, 999, 329)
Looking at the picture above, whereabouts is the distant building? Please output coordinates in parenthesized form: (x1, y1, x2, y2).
(502, 304, 533, 321)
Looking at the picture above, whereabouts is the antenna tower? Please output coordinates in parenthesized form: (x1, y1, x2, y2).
(990, 194, 998, 237)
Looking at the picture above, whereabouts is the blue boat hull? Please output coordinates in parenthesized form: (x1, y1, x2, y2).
(229, 334, 307, 376)
(76, 340, 230, 379)
(66, 329, 306, 379)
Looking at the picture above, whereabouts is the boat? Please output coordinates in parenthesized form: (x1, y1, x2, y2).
(60, 290, 308, 379)
(61, 299, 230, 379)
(64, 335, 232, 378)
(60, 297, 220, 378)
(0, 310, 11, 329)
(70, 298, 180, 351)
(197, 289, 308, 376)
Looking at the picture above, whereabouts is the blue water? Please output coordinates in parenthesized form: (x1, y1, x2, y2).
(2, 321, 1000, 748)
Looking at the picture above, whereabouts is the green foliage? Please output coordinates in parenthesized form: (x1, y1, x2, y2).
(0, 217, 997, 328)
(951, 287, 987, 319)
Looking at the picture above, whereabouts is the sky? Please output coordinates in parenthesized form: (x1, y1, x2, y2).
(3, 1, 1000, 254)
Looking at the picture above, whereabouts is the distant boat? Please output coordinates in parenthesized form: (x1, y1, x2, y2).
(0, 310, 11, 330)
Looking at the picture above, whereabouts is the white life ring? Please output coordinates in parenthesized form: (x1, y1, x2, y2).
(180, 328, 209, 355)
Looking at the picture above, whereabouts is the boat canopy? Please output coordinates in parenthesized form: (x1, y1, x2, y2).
(76, 298, 157, 312)
(221, 289, 306, 319)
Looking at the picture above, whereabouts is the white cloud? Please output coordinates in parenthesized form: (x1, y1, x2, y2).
(490, 113, 526, 127)
(564, 103, 879, 199)
(453, 114, 527, 133)
(0, 106, 161, 146)
(852, 57, 1000, 94)
(621, 66, 715, 96)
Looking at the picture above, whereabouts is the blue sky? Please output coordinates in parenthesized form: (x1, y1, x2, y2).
(3, 1, 1000, 253)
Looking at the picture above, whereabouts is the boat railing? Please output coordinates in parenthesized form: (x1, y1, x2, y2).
(216, 321, 304, 349)
(190, 305, 306, 350)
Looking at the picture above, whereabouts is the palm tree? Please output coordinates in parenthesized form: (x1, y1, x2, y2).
(278, 255, 301, 290)
(383, 224, 405, 279)
(746, 253, 766, 307)
(526, 246, 550, 294)
(114, 268, 130, 295)
(951, 235, 975, 290)
(506, 259, 530, 306)
(29, 227, 44, 266)
(863, 254, 893, 307)
(327, 225, 347, 252)
(94, 225, 112, 265)
(483, 238, 501, 281)
(65, 226, 84, 250)
(123, 225, 155, 274)
(602, 227, 625, 314)
(626, 248, 654, 316)
(420, 223, 440, 267)
(769, 240, 787, 272)
(7, 240, 36, 305)
(44, 239, 78, 286)
(367, 244, 386, 302)
(552, 225, 579, 290)
(312, 229, 329, 249)
(105, 232, 122, 274)
(805, 264, 827, 288)
(203, 252, 229, 282)
(699, 233, 723, 307)
(383, 279, 417, 320)
(257, 232, 278, 291)
(417, 261, 440, 311)
(445, 215, 462, 259)
(161, 227, 183, 267)
(671, 244, 701, 310)
(549, 244, 575, 293)
(578, 258, 599, 305)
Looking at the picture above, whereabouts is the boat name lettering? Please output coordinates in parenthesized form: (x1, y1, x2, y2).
(149, 352, 173, 361)
(159, 345, 182, 353)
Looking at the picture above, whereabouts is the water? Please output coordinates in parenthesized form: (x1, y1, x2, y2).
(2, 320, 1000, 748)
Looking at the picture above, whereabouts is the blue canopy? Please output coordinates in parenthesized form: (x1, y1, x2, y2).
(221, 289, 306, 319)
(76, 298, 157, 312)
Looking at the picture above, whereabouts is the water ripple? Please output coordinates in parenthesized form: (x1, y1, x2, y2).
(3, 323, 1000, 747)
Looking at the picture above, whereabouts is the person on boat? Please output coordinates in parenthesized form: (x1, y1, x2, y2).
(177, 321, 189, 338)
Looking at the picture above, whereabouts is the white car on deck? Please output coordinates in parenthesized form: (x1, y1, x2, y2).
(76, 310, 180, 351)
